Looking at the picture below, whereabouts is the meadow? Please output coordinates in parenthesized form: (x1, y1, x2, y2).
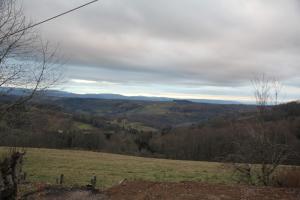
(0, 147, 233, 188)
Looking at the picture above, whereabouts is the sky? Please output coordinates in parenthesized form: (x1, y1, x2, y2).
(22, 0, 300, 102)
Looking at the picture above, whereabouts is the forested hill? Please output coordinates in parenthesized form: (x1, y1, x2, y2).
(38, 97, 255, 129)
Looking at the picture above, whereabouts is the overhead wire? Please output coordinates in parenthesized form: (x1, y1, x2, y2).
(0, 0, 99, 40)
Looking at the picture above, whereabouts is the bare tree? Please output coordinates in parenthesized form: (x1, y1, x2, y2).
(230, 122, 292, 185)
(230, 75, 293, 186)
(251, 74, 283, 115)
(0, 0, 61, 118)
(252, 74, 272, 115)
(0, 1, 61, 199)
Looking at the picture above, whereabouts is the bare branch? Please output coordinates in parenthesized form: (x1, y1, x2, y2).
(0, 0, 63, 117)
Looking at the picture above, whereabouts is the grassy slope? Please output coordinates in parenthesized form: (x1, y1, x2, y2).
(110, 119, 158, 132)
(73, 122, 96, 130)
(0, 147, 233, 188)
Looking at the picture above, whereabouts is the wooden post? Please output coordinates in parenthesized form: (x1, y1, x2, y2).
(91, 176, 97, 188)
(23, 172, 27, 181)
(60, 174, 64, 185)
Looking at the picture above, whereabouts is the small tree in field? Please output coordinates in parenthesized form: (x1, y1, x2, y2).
(229, 75, 293, 186)
(0, 0, 61, 199)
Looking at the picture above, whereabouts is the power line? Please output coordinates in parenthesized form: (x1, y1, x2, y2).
(1, 0, 99, 39)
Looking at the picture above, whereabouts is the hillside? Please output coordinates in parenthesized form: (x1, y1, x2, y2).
(39, 97, 255, 129)
(1, 97, 299, 164)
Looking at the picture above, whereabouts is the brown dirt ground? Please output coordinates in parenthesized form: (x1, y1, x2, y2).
(23, 187, 107, 200)
(25, 181, 300, 200)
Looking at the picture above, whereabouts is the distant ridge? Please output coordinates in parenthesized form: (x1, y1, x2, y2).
(0, 87, 241, 105)
(45, 90, 241, 104)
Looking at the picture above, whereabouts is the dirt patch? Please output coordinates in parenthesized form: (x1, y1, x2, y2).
(23, 187, 107, 200)
(23, 181, 300, 200)
(106, 181, 300, 200)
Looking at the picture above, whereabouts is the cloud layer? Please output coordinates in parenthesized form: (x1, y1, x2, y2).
(22, 0, 300, 99)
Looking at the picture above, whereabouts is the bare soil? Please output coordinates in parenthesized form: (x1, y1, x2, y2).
(24, 181, 300, 200)
(23, 187, 106, 200)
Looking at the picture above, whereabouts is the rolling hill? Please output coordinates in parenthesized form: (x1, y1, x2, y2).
(40, 97, 255, 129)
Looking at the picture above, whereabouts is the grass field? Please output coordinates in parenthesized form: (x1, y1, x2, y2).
(74, 122, 96, 130)
(0, 147, 233, 188)
(110, 119, 158, 132)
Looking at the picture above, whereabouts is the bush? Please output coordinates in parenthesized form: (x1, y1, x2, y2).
(0, 149, 26, 199)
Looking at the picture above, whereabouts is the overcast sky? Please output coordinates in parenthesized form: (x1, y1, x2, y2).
(22, 0, 300, 102)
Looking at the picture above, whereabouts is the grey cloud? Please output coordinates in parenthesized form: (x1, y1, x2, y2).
(23, 0, 300, 86)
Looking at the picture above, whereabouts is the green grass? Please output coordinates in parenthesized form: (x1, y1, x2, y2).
(73, 122, 95, 130)
(139, 103, 171, 115)
(111, 119, 158, 132)
(126, 122, 158, 132)
(0, 147, 233, 188)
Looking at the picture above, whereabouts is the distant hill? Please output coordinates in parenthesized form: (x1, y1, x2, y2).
(0, 87, 253, 130)
(38, 97, 254, 129)
(0, 87, 241, 105)
(47, 90, 241, 104)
